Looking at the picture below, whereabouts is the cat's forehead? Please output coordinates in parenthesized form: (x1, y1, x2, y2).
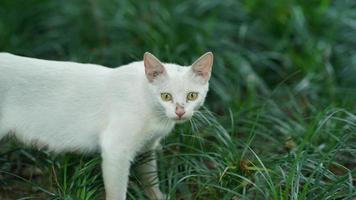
(157, 63, 207, 92)
(165, 64, 192, 85)
(164, 63, 190, 75)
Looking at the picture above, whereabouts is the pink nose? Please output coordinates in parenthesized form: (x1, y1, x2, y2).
(175, 105, 185, 118)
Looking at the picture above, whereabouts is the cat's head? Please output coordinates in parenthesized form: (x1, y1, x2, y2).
(144, 52, 213, 123)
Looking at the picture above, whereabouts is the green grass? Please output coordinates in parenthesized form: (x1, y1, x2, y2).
(0, 0, 355, 199)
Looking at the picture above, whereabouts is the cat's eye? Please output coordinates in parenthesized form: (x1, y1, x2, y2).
(160, 93, 172, 101)
(187, 92, 198, 101)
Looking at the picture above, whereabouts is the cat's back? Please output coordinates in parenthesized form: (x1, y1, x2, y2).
(0, 52, 112, 98)
(0, 52, 110, 79)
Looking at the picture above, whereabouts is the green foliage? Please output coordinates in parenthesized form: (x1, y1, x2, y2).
(0, 0, 355, 199)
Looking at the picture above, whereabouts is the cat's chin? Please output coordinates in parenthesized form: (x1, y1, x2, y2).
(172, 117, 190, 124)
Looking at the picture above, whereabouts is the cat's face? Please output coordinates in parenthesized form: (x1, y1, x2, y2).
(144, 52, 213, 123)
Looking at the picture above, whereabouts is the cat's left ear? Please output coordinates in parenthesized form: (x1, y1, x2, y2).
(144, 52, 167, 83)
(191, 52, 213, 83)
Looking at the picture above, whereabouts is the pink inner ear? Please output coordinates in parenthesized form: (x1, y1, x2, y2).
(192, 52, 213, 81)
(144, 52, 166, 82)
(149, 68, 164, 77)
(193, 68, 209, 78)
(192, 65, 211, 80)
(145, 67, 165, 82)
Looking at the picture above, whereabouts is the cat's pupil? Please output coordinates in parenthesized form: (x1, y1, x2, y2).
(161, 93, 172, 101)
(187, 92, 198, 101)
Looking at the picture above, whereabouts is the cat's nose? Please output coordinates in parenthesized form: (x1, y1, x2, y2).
(175, 105, 186, 118)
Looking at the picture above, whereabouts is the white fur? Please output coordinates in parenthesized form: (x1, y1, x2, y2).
(0, 52, 212, 200)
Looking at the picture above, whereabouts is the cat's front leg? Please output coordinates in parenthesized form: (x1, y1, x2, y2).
(101, 126, 136, 200)
(136, 150, 166, 200)
(102, 151, 131, 200)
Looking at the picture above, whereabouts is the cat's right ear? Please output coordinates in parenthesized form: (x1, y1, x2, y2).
(144, 52, 167, 83)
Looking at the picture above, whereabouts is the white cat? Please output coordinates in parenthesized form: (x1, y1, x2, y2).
(0, 51, 213, 200)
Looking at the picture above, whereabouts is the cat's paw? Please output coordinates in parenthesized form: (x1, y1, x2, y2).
(156, 193, 167, 200)
(146, 189, 168, 200)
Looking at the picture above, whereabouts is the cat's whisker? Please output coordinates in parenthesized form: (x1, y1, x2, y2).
(153, 110, 167, 120)
(194, 110, 214, 125)
(189, 117, 199, 133)
(189, 119, 195, 133)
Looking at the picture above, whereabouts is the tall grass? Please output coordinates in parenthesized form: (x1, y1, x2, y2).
(0, 0, 355, 199)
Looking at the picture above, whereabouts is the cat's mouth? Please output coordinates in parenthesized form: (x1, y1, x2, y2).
(172, 117, 190, 123)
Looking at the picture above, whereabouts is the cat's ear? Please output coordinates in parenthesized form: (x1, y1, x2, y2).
(191, 52, 213, 83)
(144, 52, 167, 83)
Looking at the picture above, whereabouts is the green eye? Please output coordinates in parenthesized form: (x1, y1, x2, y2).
(160, 93, 172, 101)
(187, 92, 198, 101)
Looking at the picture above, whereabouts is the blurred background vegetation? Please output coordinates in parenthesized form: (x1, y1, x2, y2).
(0, 0, 355, 199)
